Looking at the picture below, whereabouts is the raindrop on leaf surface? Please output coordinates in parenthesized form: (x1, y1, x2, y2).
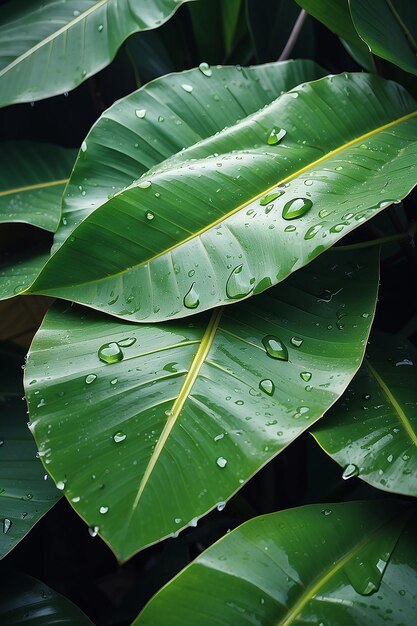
(113, 431, 126, 443)
(267, 127, 286, 145)
(226, 264, 254, 299)
(342, 464, 359, 480)
(262, 336, 288, 361)
(183, 283, 200, 309)
(98, 342, 124, 364)
(282, 198, 313, 220)
(216, 457, 228, 468)
(198, 62, 212, 77)
(260, 191, 283, 206)
(259, 379, 275, 395)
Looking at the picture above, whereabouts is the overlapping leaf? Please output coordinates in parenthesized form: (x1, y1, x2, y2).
(0, 345, 60, 560)
(29, 72, 417, 322)
(312, 332, 417, 496)
(0, 0, 196, 108)
(0, 142, 75, 231)
(350, 0, 417, 76)
(133, 502, 416, 625)
(25, 248, 378, 560)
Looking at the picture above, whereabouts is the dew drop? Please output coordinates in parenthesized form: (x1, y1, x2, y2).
(88, 525, 99, 537)
(181, 83, 193, 93)
(319, 209, 331, 218)
(85, 374, 97, 384)
(183, 283, 200, 309)
(216, 457, 228, 468)
(395, 359, 413, 367)
(284, 225, 296, 232)
(214, 433, 224, 442)
(259, 379, 275, 395)
(304, 224, 322, 240)
(98, 23, 104, 32)
(56, 480, 66, 491)
(189, 517, 198, 527)
(81, 140, 87, 152)
(118, 337, 136, 348)
(135, 108, 146, 119)
(138, 180, 151, 189)
(198, 62, 212, 77)
(260, 191, 283, 206)
(145, 210, 155, 221)
(321, 508, 332, 516)
(226, 264, 254, 299)
(300, 371, 312, 382)
(99, 506, 109, 514)
(262, 336, 288, 361)
(290, 336, 303, 348)
(217, 501, 226, 511)
(282, 198, 313, 220)
(267, 127, 286, 145)
(2, 518, 12, 534)
(342, 463, 359, 480)
(98, 342, 124, 364)
(113, 431, 127, 443)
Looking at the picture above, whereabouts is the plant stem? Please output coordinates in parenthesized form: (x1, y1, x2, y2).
(278, 10, 308, 61)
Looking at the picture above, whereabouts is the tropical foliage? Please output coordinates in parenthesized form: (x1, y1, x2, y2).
(1, 1, 416, 624)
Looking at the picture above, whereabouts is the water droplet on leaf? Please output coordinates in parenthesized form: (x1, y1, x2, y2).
(262, 336, 288, 361)
(216, 457, 228, 468)
(282, 198, 313, 220)
(267, 127, 286, 145)
(183, 283, 200, 309)
(113, 431, 127, 443)
(259, 379, 275, 395)
(342, 464, 359, 480)
(226, 264, 254, 299)
(98, 342, 124, 364)
(85, 374, 97, 384)
(198, 62, 212, 77)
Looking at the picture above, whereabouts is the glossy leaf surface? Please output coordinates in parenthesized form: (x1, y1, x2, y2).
(54, 60, 324, 247)
(350, 0, 417, 76)
(0, 345, 60, 560)
(134, 502, 417, 625)
(25, 249, 378, 560)
(0, 0, 195, 108)
(0, 251, 49, 302)
(30, 72, 417, 322)
(0, 571, 93, 624)
(0, 142, 75, 232)
(312, 332, 417, 496)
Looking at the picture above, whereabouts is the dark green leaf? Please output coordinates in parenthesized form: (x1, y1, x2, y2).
(133, 501, 416, 625)
(0, 345, 60, 560)
(25, 248, 378, 560)
(30, 72, 417, 322)
(312, 332, 417, 496)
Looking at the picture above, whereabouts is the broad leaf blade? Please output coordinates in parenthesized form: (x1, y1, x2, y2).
(133, 502, 416, 625)
(0, 345, 60, 560)
(54, 61, 325, 247)
(0, 0, 195, 108)
(312, 332, 417, 496)
(0, 250, 49, 301)
(0, 572, 93, 624)
(25, 249, 378, 560)
(350, 0, 417, 76)
(0, 142, 75, 232)
(31, 72, 417, 322)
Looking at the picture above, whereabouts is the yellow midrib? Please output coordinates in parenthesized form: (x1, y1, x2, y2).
(365, 359, 417, 447)
(0, 179, 69, 198)
(130, 307, 223, 512)
(48, 109, 417, 290)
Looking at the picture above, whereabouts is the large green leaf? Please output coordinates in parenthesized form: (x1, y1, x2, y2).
(312, 332, 417, 496)
(25, 248, 378, 560)
(0, 345, 60, 560)
(133, 501, 417, 625)
(0, 571, 93, 624)
(350, 0, 417, 76)
(29, 72, 417, 322)
(0, 0, 196, 108)
(0, 142, 75, 232)
(0, 251, 49, 301)
(54, 60, 324, 248)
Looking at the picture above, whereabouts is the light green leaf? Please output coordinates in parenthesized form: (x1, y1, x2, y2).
(133, 501, 416, 625)
(0, 0, 196, 108)
(350, 0, 417, 76)
(54, 61, 325, 248)
(0, 142, 75, 232)
(0, 345, 60, 560)
(29, 72, 417, 322)
(312, 331, 417, 496)
(25, 248, 378, 560)
(0, 571, 93, 624)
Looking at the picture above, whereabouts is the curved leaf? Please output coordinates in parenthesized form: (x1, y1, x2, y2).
(0, 251, 49, 301)
(0, 0, 195, 108)
(0, 345, 60, 560)
(133, 501, 416, 625)
(0, 571, 93, 624)
(350, 0, 417, 76)
(25, 248, 378, 560)
(55, 60, 325, 247)
(0, 142, 75, 232)
(312, 332, 417, 496)
(30, 72, 417, 322)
